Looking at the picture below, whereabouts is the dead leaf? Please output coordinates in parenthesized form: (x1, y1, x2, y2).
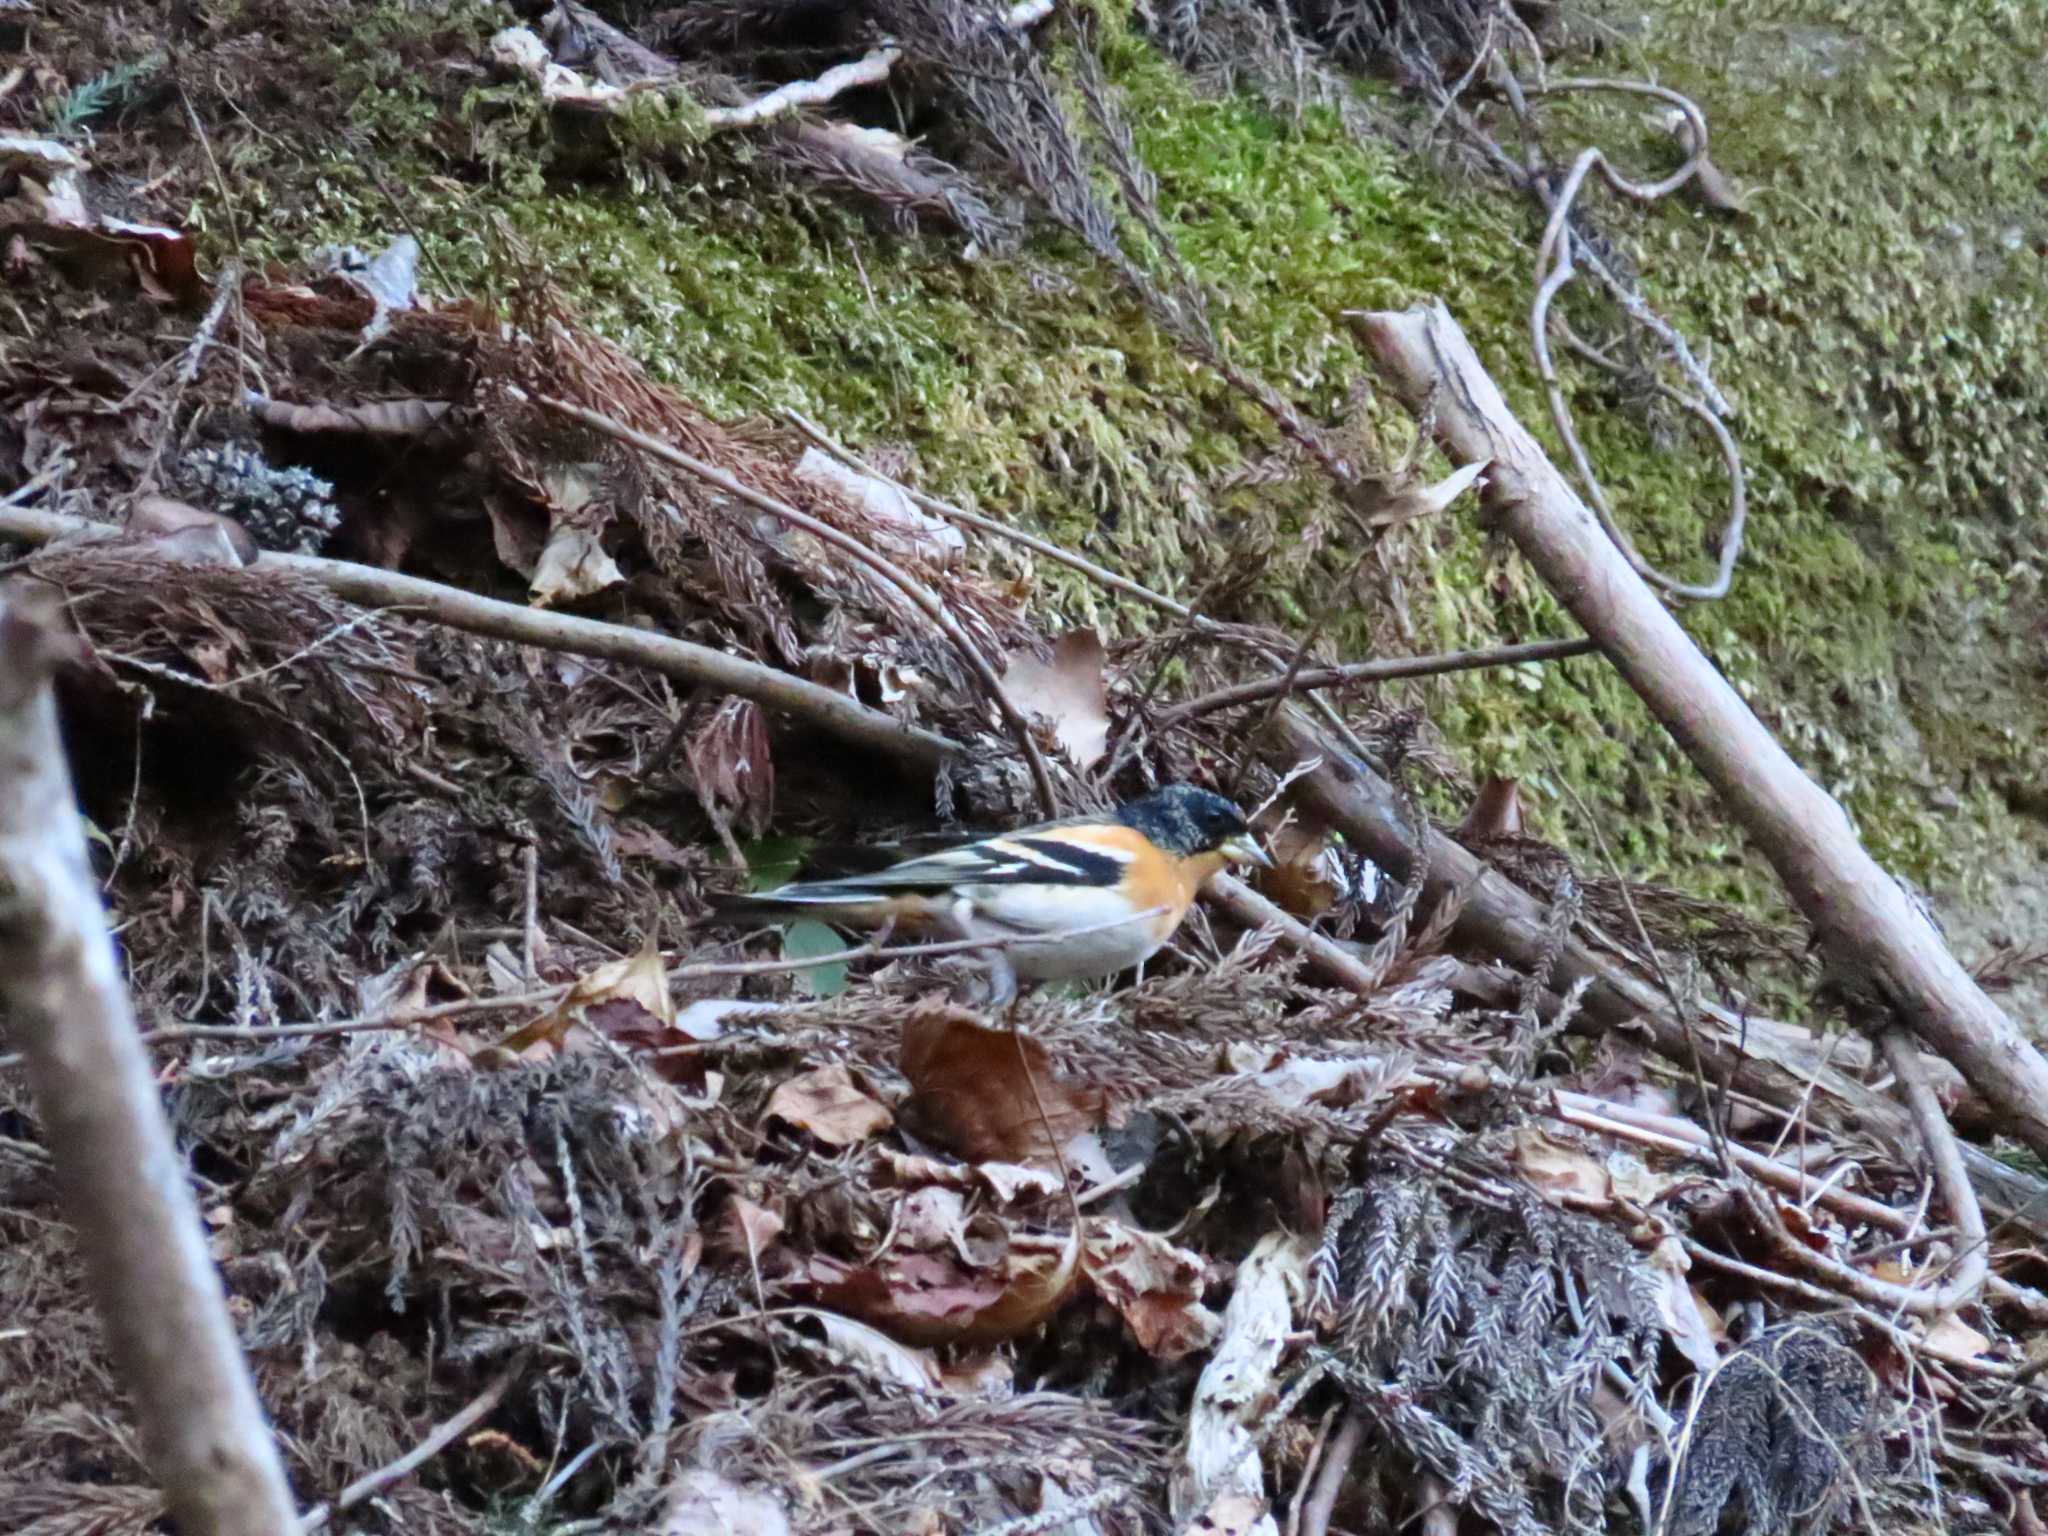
(1644, 1237, 1721, 1372)
(488, 932, 671, 1058)
(900, 1002, 1104, 1166)
(793, 446, 963, 566)
(711, 1195, 784, 1263)
(0, 145, 202, 301)
(1919, 1312, 1992, 1364)
(1001, 630, 1110, 769)
(1512, 1126, 1614, 1208)
(797, 1225, 1081, 1346)
(125, 494, 259, 568)
(803, 1310, 943, 1393)
(765, 1065, 894, 1147)
(1183, 1491, 1266, 1536)
(660, 1469, 791, 1536)
(528, 523, 624, 606)
(686, 698, 773, 839)
(873, 1147, 1063, 1204)
(1084, 1220, 1220, 1359)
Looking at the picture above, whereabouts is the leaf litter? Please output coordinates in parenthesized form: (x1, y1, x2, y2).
(0, 2, 2043, 1534)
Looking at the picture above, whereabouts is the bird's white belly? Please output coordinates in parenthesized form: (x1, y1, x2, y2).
(960, 881, 1170, 980)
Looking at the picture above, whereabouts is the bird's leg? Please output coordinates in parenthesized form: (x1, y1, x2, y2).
(941, 897, 1017, 1011)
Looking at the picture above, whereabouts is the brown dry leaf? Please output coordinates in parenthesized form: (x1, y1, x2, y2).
(873, 1147, 1062, 1204)
(660, 1469, 791, 1536)
(1084, 1220, 1220, 1360)
(798, 1222, 1082, 1346)
(251, 396, 455, 439)
(765, 1065, 894, 1148)
(489, 932, 672, 1058)
(900, 1003, 1104, 1166)
(1511, 1126, 1614, 1208)
(1254, 815, 1345, 919)
(0, 144, 201, 301)
(686, 698, 773, 838)
(1919, 1312, 1993, 1364)
(1001, 629, 1109, 768)
(1644, 1237, 1722, 1372)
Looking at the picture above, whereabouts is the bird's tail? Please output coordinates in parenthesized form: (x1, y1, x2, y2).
(704, 881, 895, 926)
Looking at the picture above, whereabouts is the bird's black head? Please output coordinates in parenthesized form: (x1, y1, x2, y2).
(1116, 784, 1259, 860)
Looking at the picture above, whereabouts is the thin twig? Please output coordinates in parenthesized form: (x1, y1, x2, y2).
(299, 1361, 523, 1530)
(1158, 636, 1596, 727)
(522, 842, 541, 984)
(1298, 1409, 1363, 1536)
(538, 395, 1059, 816)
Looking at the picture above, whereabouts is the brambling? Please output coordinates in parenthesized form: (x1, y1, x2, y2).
(711, 784, 1272, 1004)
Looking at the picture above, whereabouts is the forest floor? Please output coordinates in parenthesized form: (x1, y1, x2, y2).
(0, 0, 2044, 1532)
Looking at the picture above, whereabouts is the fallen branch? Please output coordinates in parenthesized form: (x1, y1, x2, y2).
(0, 503, 957, 774)
(1350, 301, 2048, 1163)
(1156, 636, 1596, 727)
(1206, 872, 1383, 996)
(299, 1361, 521, 1531)
(0, 597, 299, 1536)
(538, 394, 1060, 816)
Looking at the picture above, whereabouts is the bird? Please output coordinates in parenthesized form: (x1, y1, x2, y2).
(709, 784, 1272, 1004)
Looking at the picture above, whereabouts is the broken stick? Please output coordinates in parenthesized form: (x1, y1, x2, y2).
(1348, 300, 2048, 1161)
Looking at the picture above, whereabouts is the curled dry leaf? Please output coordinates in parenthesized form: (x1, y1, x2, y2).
(1645, 1236, 1723, 1373)
(1512, 1125, 1681, 1211)
(900, 1002, 1104, 1167)
(1084, 1220, 1220, 1360)
(801, 1309, 944, 1393)
(528, 524, 624, 607)
(764, 1065, 894, 1148)
(0, 140, 200, 301)
(1001, 629, 1110, 769)
(488, 932, 672, 1058)
(1918, 1312, 1993, 1365)
(125, 494, 259, 568)
(796, 1224, 1081, 1347)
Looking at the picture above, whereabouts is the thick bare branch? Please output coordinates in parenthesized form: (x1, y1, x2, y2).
(0, 598, 300, 1536)
(1350, 300, 2048, 1161)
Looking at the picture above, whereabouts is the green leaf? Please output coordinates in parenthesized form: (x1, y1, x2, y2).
(735, 834, 812, 893)
(782, 919, 850, 999)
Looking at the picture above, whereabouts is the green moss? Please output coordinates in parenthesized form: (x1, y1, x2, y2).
(206, 0, 2047, 928)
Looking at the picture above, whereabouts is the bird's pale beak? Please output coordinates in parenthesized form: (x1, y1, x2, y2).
(1220, 833, 1274, 870)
